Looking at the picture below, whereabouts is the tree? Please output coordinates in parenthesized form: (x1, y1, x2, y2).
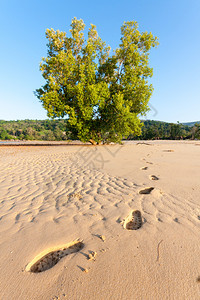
(169, 122, 182, 139)
(35, 18, 159, 144)
(192, 123, 200, 139)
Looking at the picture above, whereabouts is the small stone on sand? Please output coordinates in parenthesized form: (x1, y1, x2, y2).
(100, 235, 106, 242)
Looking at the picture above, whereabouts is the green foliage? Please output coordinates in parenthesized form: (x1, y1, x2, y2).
(0, 119, 197, 141)
(191, 123, 200, 139)
(128, 120, 192, 140)
(35, 18, 158, 144)
(0, 119, 68, 141)
(0, 128, 13, 140)
(169, 122, 182, 139)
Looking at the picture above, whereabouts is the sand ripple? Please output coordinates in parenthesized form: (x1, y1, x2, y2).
(0, 147, 199, 237)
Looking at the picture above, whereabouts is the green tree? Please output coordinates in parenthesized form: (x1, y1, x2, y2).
(0, 128, 9, 139)
(192, 123, 200, 139)
(35, 18, 159, 144)
(169, 122, 182, 139)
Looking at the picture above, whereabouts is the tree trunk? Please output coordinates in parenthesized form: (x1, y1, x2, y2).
(89, 139, 97, 145)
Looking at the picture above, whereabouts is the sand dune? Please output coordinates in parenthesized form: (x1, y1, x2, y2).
(0, 141, 200, 299)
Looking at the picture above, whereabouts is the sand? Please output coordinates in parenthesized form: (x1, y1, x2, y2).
(0, 141, 200, 299)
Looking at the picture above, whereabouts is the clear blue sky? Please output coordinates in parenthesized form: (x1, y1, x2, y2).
(0, 0, 200, 123)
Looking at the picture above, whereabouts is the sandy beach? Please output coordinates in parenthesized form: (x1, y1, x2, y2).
(0, 141, 200, 299)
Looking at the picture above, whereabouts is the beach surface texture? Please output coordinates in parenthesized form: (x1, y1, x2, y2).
(0, 140, 200, 299)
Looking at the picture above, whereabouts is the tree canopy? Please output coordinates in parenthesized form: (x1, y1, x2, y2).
(35, 18, 159, 144)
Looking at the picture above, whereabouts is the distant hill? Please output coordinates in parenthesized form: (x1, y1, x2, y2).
(0, 119, 68, 141)
(144, 120, 200, 127)
(0, 119, 199, 141)
(182, 121, 200, 127)
(127, 120, 193, 140)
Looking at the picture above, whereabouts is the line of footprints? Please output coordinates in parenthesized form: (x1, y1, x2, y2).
(124, 162, 159, 231)
(25, 163, 158, 274)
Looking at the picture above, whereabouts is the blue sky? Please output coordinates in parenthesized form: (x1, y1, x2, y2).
(0, 0, 200, 123)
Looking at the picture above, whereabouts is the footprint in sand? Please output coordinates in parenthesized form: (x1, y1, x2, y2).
(140, 166, 148, 170)
(26, 240, 84, 273)
(123, 210, 142, 230)
(149, 175, 159, 181)
(139, 187, 154, 194)
(174, 217, 179, 223)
